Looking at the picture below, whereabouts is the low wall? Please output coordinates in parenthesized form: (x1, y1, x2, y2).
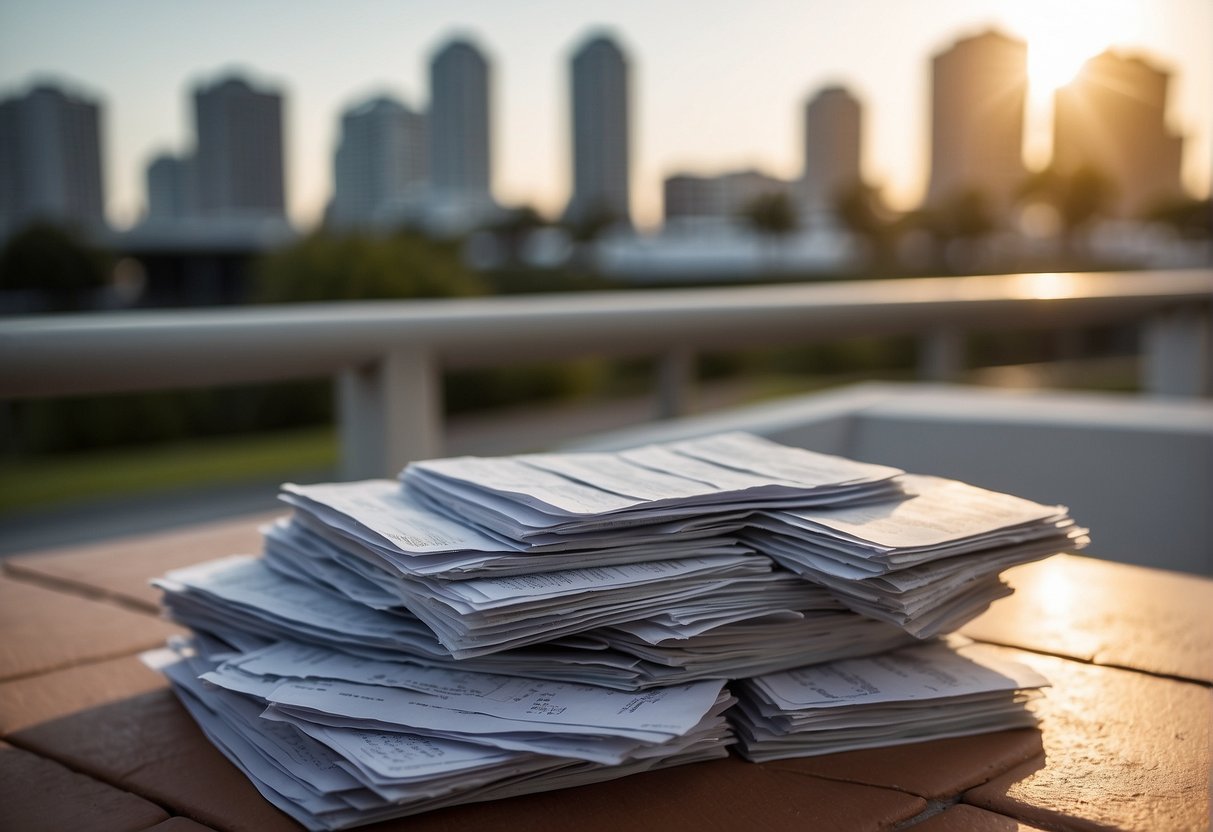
(570, 383, 1213, 575)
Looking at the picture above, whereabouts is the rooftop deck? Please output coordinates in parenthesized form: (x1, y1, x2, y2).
(2, 517, 1209, 831)
(3, 269, 1211, 829)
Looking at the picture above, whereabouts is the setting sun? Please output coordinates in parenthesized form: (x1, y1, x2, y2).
(995, 0, 1143, 168)
(1027, 42, 1092, 93)
(1003, 0, 1141, 93)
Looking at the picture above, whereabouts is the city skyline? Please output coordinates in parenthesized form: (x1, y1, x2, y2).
(1, 0, 1209, 229)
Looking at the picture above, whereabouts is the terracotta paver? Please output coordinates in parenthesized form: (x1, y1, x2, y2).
(0, 653, 168, 736)
(963, 648, 1211, 832)
(373, 755, 926, 832)
(0, 576, 181, 682)
(908, 804, 1051, 830)
(763, 729, 1042, 800)
(144, 819, 221, 832)
(0, 740, 169, 832)
(10, 689, 302, 832)
(3, 518, 1211, 831)
(963, 554, 1213, 684)
(4, 512, 278, 613)
(10, 686, 927, 832)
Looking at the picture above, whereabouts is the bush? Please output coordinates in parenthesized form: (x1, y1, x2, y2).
(253, 230, 485, 303)
(0, 222, 112, 311)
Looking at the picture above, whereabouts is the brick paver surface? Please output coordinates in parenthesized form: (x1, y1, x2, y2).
(2, 520, 1210, 832)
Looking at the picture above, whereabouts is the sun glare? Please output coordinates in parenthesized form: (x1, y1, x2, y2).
(996, 0, 1141, 169)
(1028, 43, 1089, 94)
(1001, 0, 1141, 92)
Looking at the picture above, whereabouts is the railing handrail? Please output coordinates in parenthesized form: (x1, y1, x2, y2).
(3, 268, 1210, 477)
(3, 269, 1211, 399)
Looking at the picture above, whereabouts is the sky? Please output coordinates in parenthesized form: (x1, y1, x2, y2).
(1, 0, 1209, 230)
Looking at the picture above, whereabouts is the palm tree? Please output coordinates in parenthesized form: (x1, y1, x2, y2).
(741, 192, 797, 274)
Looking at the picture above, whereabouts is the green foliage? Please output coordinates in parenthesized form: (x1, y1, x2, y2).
(834, 182, 900, 270)
(834, 182, 888, 238)
(741, 192, 797, 237)
(564, 202, 622, 242)
(4, 381, 332, 457)
(0, 222, 113, 311)
(478, 266, 621, 295)
(252, 230, 485, 303)
(0, 427, 336, 513)
(928, 189, 995, 239)
(1144, 197, 1213, 238)
(1019, 165, 1116, 234)
(446, 359, 610, 415)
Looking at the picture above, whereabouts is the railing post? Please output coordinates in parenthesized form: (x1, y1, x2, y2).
(657, 346, 695, 420)
(337, 349, 442, 480)
(1142, 306, 1212, 397)
(918, 328, 964, 382)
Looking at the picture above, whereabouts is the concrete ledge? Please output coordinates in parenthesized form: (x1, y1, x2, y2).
(568, 383, 1213, 575)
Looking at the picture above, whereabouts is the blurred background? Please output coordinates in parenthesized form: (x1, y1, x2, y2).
(1, 0, 1210, 550)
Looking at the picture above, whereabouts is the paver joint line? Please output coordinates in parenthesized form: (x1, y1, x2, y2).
(1, 647, 155, 685)
(1, 563, 162, 617)
(893, 797, 960, 830)
(967, 635, 1213, 689)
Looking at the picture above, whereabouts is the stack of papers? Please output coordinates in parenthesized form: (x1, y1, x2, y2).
(156, 555, 916, 690)
(151, 430, 1078, 824)
(153, 639, 734, 830)
(730, 639, 1049, 761)
(746, 475, 1089, 637)
(400, 432, 906, 542)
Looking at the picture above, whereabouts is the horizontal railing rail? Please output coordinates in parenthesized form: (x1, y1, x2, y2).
(2, 269, 1210, 477)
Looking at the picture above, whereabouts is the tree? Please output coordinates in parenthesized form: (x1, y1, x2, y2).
(252, 229, 485, 304)
(0, 222, 112, 311)
(741, 191, 797, 238)
(834, 182, 896, 270)
(1019, 164, 1116, 253)
(1144, 197, 1213, 240)
(740, 191, 798, 274)
(907, 189, 996, 274)
(486, 204, 549, 266)
(564, 202, 620, 243)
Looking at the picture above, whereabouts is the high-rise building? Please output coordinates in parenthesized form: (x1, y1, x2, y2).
(192, 74, 286, 218)
(330, 95, 428, 228)
(565, 33, 631, 227)
(1052, 50, 1184, 217)
(925, 30, 1027, 219)
(144, 153, 195, 221)
(0, 82, 106, 236)
(428, 39, 491, 200)
(664, 169, 790, 223)
(801, 85, 863, 216)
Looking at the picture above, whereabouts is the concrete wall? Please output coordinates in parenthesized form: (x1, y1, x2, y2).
(569, 383, 1213, 575)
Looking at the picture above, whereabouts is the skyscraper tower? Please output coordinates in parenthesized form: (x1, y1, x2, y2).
(0, 82, 106, 236)
(925, 30, 1027, 219)
(801, 85, 863, 214)
(428, 38, 491, 201)
(1052, 51, 1184, 217)
(565, 33, 631, 227)
(192, 74, 286, 218)
(331, 95, 428, 228)
(144, 153, 195, 221)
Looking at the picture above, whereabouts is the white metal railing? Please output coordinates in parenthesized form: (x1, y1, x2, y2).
(1, 269, 1210, 478)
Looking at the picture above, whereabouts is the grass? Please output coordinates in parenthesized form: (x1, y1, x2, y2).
(0, 426, 337, 515)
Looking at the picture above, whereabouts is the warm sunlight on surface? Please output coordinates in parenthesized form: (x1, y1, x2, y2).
(1012, 272, 1079, 300)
